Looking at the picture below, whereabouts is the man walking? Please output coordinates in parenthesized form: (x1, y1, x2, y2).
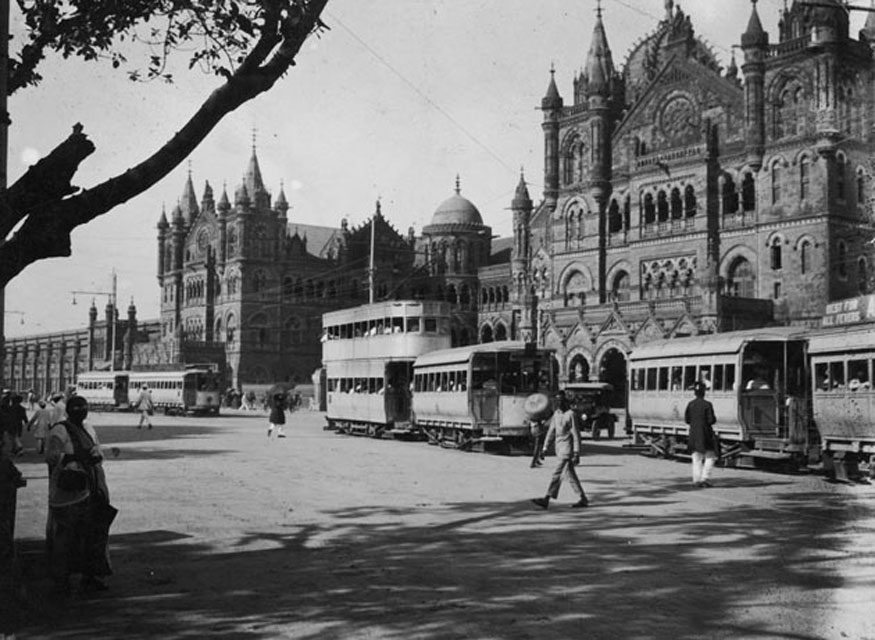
(532, 390, 588, 509)
(134, 384, 155, 430)
(685, 382, 718, 487)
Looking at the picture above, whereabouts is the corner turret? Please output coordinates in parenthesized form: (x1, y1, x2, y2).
(541, 66, 563, 209)
(741, 0, 768, 170)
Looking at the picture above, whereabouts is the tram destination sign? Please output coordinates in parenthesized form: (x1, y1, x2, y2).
(821, 294, 875, 327)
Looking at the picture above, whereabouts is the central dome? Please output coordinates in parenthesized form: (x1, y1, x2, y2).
(430, 176, 483, 226)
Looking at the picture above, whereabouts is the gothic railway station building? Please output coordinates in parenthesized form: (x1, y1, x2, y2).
(4, 0, 875, 402)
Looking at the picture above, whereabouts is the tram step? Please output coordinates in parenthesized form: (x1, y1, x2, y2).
(476, 436, 504, 443)
(739, 449, 793, 460)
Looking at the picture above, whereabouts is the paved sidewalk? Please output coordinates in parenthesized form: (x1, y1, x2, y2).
(8, 409, 875, 639)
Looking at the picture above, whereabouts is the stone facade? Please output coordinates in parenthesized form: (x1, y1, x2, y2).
(482, 0, 875, 404)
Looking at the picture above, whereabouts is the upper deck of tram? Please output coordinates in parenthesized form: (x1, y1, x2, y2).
(322, 300, 453, 363)
(414, 341, 551, 370)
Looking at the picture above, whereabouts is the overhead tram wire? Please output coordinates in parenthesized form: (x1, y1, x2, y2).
(326, 10, 517, 178)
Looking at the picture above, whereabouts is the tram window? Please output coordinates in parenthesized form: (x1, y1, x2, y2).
(699, 365, 712, 390)
(645, 368, 657, 391)
(438, 372, 448, 391)
(407, 317, 421, 334)
(713, 365, 724, 391)
(636, 369, 645, 392)
(658, 367, 669, 391)
(424, 318, 438, 333)
(458, 372, 467, 392)
(377, 379, 385, 394)
(391, 317, 404, 333)
(725, 364, 736, 391)
(829, 361, 846, 390)
(848, 359, 870, 390)
(670, 366, 682, 391)
(683, 366, 696, 390)
(814, 363, 829, 391)
(629, 369, 637, 391)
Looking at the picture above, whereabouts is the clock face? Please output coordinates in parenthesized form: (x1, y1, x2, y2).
(660, 95, 699, 144)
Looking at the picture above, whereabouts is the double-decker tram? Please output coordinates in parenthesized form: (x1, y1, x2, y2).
(628, 327, 816, 467)
(411, 341, 557, 453)
(75, 367, 221, 415)
(809, 295, 875, 479)
(322, 300, 453, 437)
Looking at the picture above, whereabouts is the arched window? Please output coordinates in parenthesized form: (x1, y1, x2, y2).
(214, 318, 223, 343)
(568, 355, 590, 383)
(858, 257, 870, 294)
(837, 155, 847, 201)
(608, 199, 622, 233)
(502, 285, 509, 303)
(684, 186, 697, 217)
(722, 176, 738, 215)
(800, 239, 812, 274)
(670, 188, 683, 220)
(657, 191, 669, 222)
(770, 237, 783, 270)
(800, 157, 810, 201)
(623, 196, 631, 230)
(837, 240, 848, 278)
(771, 163, 782, 204)
(226, 314, 237, 343)
(643, 193, 656, 224)
(727, 257, 755, 298)
(612, 271, 630, 302)
(564, 271, 588, 307)
(494, 323, 508, 342)
(480, 324, 494, 344)
(447, 285, 458, 304)
(460, 285, 471, 307)
(857, 170, 866, 205)
(794, 87, 806, 136)
(742, 172, 756, 212)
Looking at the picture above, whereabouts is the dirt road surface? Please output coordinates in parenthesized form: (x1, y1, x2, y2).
(8, 409, 875, 639)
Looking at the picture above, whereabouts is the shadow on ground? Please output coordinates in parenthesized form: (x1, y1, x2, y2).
(12, 479, 866, 640)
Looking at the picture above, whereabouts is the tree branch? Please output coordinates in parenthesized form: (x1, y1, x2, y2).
(0, 0, 329, 288)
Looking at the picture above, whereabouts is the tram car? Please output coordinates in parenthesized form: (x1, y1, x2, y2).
(323, 300, 453, 437)
(411, 341, 557, 453)
(75, 368, 221, 415)
(628, 327, 817, 467)
(808, 320, 875, 479)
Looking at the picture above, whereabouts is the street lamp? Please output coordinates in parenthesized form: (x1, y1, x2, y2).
(71, 270, 118, 372)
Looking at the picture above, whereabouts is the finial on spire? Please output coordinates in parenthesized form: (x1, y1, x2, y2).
(596, 0, 602, 18)
(251, 125, 257, 151)
(375, 197, 382, 216)
(550, 61, 555, 76)
(187, 159, 192, 177)
(665, 0, 674, 20)
(454, 174, 461, 195)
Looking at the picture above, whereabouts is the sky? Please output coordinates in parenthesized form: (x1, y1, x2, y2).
(3, 0, 869, 338)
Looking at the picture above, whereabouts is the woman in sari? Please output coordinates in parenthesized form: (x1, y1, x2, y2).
(45, 396, 116, 594)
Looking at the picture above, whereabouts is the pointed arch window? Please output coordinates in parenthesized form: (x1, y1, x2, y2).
(800, 157, 811, 201)
(608, 199, 622, 233)
(857, 169, 866, 206)
(727, 257, 755, 298)
(837, 155, 847, 201)
(859, 257, 870, 294)
(794, 88, 806, 136)
(800, 239, 812, 274)
(771, 164, 782, 205)
(722, 176, 738, 215)
(837, 241, 848, 279)
(670, 188, 683, 220)
(770, 237, 783, 271)
(741, 172, 756, 212)
(684, 186, 697, 217)
(612, 271, 630, 302)
(643, 193, 656, 225)
(657, 191, 669, 222)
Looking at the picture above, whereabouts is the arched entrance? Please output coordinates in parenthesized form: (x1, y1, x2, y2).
(599, 348, 627, 409)
(480, 324, 494, 343)
(567, 354, 590, 383)
(494, 323, 508, 341)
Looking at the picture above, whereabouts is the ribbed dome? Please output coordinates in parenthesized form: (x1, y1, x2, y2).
(430, 176, 482, 225)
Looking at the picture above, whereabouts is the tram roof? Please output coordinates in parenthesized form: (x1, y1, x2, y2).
(807, 323, 875, 354)
(322, 300, 451, 325)
(414, 341, 546, 368)
(630, 326, 804, 362)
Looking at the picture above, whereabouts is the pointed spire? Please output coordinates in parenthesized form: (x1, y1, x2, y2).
(585, 3, 615, 98)
(157, 204, 169, 230)
(275, 181, 289, 216)
(171, 201, 185, 227)
(218, 181, 230, 212)
(244, 134, 266, 198)
(741, 0, 768, 48)
(179, 167, 200, 223)
(664, 0, 674, 21)
(541, 63, 563, 110)
(726, 50, 739, 80)
(375, 197, 382, 217)
(235, 181, 250, 207)
(512, 168, 532, 210)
